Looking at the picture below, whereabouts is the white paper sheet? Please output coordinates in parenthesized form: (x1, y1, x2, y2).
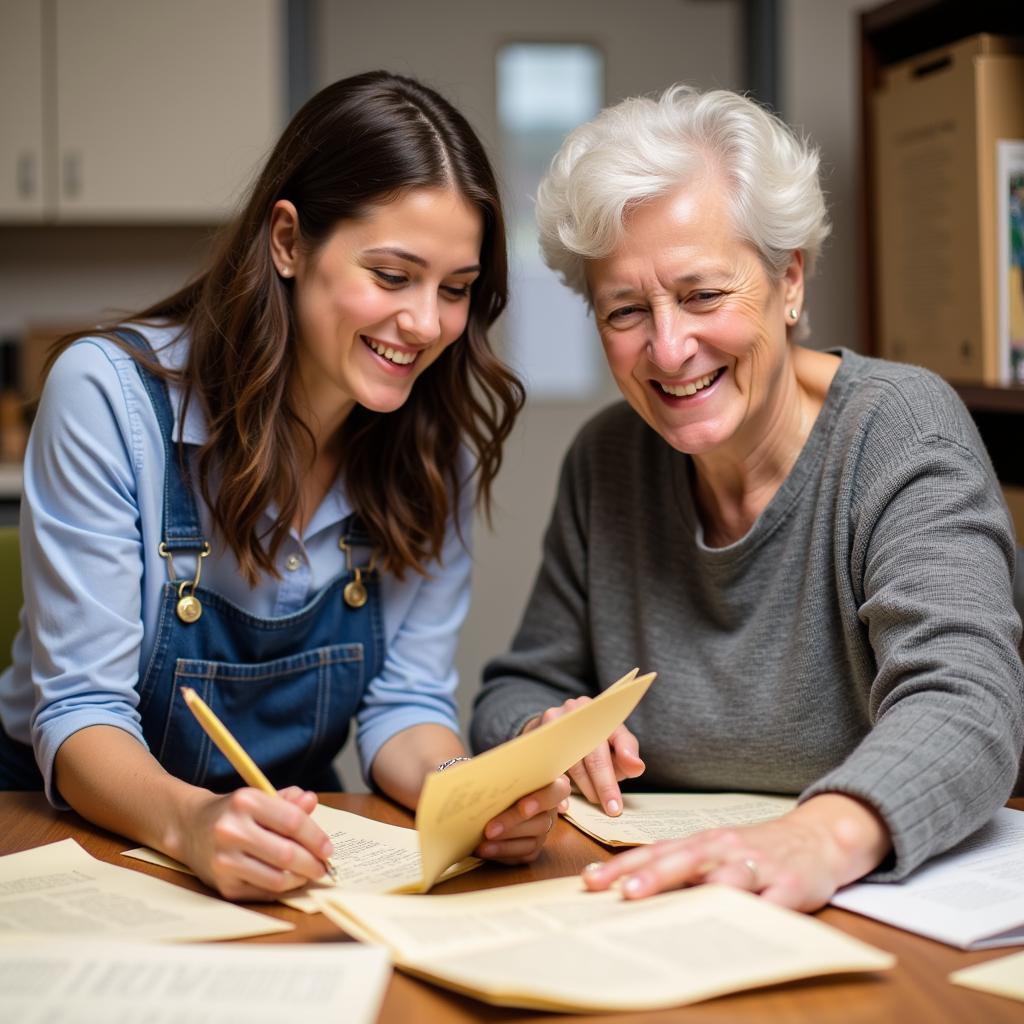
(0, 838, 291, 941)
(831, 808, 1024, 949)
(0, 939, 391, 1024)
(563, 792, 796, 846)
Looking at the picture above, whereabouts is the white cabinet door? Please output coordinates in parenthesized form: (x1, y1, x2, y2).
(0, 0, 47, 219)
(4, 0, 283, 222)
(54, 0, 283, 221)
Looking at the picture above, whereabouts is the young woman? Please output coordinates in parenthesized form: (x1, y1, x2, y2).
(0, 72, 568, 900)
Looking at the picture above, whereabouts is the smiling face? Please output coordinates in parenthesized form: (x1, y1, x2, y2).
(587, 174, 803, 459)
(273, 186, 483, 431)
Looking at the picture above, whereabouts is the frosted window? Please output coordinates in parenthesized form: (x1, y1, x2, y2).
(497, 44, 604, 399)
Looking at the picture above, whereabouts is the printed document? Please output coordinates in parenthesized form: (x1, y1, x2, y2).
(564, 791, 796, 846)
(0, 838, 291, 941)
(127, 667, 655, 903)
(0, 939, 391, 1024)
(314, 875, 894, 1012)
(126, 803, 480, 913)
(831, 807, 1024, 949)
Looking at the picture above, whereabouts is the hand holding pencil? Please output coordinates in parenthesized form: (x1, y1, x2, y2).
(180, 686, 339, 883)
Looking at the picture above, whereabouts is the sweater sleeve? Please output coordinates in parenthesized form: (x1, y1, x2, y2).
(470, 436, 598, 752)
(802, 386, 1024, 879)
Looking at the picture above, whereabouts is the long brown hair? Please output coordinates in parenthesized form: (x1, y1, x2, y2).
(58, 72, 524, 583)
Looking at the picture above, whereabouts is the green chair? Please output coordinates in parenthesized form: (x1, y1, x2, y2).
(0, 526, 21, 672)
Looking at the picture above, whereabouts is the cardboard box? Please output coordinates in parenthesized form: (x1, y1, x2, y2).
(872, 34, 1024, 384)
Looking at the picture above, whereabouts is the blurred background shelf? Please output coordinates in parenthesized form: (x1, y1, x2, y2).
(859, 0, 1024, 495)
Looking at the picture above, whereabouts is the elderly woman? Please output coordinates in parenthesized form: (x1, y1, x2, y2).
(471, 85, 1024, 910)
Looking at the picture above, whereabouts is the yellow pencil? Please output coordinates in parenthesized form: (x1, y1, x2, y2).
(179, 686, 339, 882)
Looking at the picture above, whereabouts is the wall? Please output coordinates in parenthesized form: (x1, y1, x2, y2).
(779, 0, 877, 354)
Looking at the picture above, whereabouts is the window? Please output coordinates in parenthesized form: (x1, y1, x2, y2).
(497, 43, 604, 399)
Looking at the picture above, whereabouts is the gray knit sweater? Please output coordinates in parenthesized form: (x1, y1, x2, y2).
(471, 350, 1024, 879)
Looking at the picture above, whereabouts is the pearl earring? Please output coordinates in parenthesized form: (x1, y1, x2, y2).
(278, 266, 293, 279)
(788, 307, 799, 321)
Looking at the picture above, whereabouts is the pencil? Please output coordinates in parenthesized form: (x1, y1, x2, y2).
(179, 686, 339, 883)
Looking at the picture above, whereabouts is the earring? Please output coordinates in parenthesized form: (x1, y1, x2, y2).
(278, 265, 293, 279)
(788, 307, 799, 321)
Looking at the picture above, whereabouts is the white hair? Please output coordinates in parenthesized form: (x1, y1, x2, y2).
(535, 84, 831, 341)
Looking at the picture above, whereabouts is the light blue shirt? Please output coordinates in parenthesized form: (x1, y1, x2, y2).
(0, 323, 471, 804)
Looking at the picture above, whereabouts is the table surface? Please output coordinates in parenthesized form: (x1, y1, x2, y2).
(3, 791, 1022, 1023)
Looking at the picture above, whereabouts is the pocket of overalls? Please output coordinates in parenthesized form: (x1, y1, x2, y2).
(158, 643, 365, 790)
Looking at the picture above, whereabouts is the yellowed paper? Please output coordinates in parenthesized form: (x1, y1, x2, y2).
(125, 668, 654, 903)
(315, 876, 894, 1012)
(0, 939, 391, 1024)
(124, 803, 480, 913)
(0, 838, 291, 941)
(413, 668, 655, 890)
(564, 792, 796, 846)
(950, 950, 1024, 1002)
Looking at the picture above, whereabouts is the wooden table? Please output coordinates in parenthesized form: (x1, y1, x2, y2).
(3, 792, 1022, 1023)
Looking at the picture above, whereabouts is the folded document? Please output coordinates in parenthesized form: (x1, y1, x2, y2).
(315, 875, 894, 1012)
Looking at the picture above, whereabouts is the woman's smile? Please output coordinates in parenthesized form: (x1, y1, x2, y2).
(650, 365, 726, 402)
(361, 335, 421, 369)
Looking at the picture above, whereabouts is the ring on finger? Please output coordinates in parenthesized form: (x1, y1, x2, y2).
(742, 857, 759, 888)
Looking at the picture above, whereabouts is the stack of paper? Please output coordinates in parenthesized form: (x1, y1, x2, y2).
(314, 875, 895, 1012)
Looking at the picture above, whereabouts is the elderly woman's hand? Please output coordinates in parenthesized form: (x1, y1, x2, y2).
(476, 774, 572, 864)
(521, 696, 646, 815)
(581, 793, 891, 912)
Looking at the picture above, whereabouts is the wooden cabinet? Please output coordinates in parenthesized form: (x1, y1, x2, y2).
(860, 0, 1024, 489)
(0, 0, 284, 223)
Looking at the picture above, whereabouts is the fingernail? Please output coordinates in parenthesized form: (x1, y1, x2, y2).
(606, 799, 620, 814)
(522, 800, 538, 817)
(559, 799, 569, 813)
(485, 822, 503, 839)
(623, 876, 642, 897)
(322, 842, 334, 858)
(480, 843, 497, 857)
(583, 861, 603, 874)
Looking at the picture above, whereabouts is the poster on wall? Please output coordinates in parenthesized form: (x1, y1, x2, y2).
(997, 139, 1024, 386)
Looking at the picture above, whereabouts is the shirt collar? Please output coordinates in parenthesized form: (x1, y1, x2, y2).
(143, 323, 353, 533)
(144, 323, 208, 446)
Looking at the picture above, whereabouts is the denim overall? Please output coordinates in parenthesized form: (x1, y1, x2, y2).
(0, 329, 384, 792)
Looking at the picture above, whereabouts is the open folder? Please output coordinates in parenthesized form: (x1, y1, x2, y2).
(126, 668, 655, 906)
